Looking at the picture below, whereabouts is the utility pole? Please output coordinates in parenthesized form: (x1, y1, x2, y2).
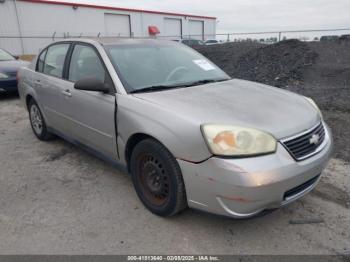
(13, 0, 25, 55)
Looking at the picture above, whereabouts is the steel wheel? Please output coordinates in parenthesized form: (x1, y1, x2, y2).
(130, 139, 187, 216)
(30, 103, 43, 135)
(137, 153, 170, 206)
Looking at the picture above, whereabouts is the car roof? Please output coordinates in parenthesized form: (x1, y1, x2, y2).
(181, 38, 202, 40)
(52, 37, 179, 47)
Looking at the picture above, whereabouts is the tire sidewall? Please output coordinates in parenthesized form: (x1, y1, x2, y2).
(130, 140, 183, 216)
(29, 100, 47, 140)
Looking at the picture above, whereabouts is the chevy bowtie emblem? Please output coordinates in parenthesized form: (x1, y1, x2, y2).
(309, 134, 320, 145)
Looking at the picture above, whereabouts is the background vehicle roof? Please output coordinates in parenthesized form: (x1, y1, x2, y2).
(52, 37, 179, 46)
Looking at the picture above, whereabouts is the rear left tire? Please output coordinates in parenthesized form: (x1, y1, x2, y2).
(28, 99, 54, 141)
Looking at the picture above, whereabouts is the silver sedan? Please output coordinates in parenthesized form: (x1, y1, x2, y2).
(18, 38, 333, 218)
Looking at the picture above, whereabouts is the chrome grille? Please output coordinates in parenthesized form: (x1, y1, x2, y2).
(281, 122, 326, 161)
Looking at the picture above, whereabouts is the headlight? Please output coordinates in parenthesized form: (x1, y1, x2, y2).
(201, 125, 277, 156)
(305, 97, 322, 118)
(0, 73, 9, 79)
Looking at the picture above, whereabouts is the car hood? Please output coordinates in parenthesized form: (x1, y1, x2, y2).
(132, 79, 320, 139)
(0, 60, 30, 73)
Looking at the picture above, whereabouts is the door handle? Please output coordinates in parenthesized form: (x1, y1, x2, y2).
(62, 89, 72, 97)
(34, 79, 42, 87)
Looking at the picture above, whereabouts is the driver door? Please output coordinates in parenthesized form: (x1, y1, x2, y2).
(59, 43, 118, 159)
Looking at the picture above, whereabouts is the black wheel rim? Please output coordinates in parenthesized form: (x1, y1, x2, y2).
(136, 153, 170, 206)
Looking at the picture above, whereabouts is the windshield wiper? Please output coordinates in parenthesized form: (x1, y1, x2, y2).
(129, 84, 186, 94)
(129, 78, 230, 94)
(183, 78, 229, 87)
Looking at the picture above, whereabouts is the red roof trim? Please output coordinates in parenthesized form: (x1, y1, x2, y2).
(19, 0, 217, 20)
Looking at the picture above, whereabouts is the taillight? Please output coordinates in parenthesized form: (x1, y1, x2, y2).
(16, 71, 19, 81)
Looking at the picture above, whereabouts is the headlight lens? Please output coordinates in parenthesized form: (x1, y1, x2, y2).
(0, 73, 9, 79)
(201, 125, 277, 156)
(305, 97, 322, 118)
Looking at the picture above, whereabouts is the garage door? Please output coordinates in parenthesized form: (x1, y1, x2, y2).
(104, 13, 131, 37)
(164, 18, 182, 39)
(189, 20, 204, 40)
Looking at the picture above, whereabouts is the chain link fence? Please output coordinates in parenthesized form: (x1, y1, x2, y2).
(1, 28, 350, 55)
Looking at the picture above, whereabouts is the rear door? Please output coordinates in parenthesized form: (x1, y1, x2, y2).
(34, 43, 71, 134)
(58, 43, 117, 158)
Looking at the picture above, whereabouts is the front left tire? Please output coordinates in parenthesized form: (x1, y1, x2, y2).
(130, 138, 188, 216)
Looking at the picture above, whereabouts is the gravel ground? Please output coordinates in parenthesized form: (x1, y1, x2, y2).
(0, 94, 350, 255)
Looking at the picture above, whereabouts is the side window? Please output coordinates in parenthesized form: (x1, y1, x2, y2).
(68, 44, 106, 83)
(36, 49, 47, 72)
(43, 44, 70, 78)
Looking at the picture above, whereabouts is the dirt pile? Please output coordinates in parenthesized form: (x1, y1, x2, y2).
(194, 42, 263, 76)
(195, 40, 350, 162)
(195, 39, 318, 87)
(298, 42, 350, 111)
(234, 40, 318, 87)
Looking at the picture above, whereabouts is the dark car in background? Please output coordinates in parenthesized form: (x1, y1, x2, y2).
(0, 48, 30, 93)
(320, 35, 339, 42)
(339, 34, 350, 42)
(172, 39, 205, 47)
(178, 38, 205, 47)
(204, 39, 219, 45)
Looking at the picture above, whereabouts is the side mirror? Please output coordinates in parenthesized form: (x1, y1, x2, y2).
(13, 55, 20, 60)
(74, 77, 110, 93)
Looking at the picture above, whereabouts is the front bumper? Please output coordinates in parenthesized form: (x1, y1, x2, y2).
(0, 78, 18, 92)
(178, 124, 333, 218)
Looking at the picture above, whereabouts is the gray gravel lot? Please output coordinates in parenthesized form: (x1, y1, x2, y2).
(0, 94, 349, 255)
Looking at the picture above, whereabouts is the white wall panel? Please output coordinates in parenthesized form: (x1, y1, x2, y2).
(104, 13, 131, 37)
(204, 20, 216, 40)
(163, 18, 182, 39)
(0, 0, 23, 54)
(0, 0, 216, 54)
(188, 20, 204, 40)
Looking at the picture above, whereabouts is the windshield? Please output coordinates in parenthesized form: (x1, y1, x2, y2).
(0, 49, 15, 61)
(105, 42, 230, 93)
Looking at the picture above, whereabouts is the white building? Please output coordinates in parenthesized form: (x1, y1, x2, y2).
(0, 0, 217, 55)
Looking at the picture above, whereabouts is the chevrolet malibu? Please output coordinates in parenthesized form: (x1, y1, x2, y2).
(18, 38, 333, 218)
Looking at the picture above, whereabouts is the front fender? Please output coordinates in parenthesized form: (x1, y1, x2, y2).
(117, 94, 212, 164)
